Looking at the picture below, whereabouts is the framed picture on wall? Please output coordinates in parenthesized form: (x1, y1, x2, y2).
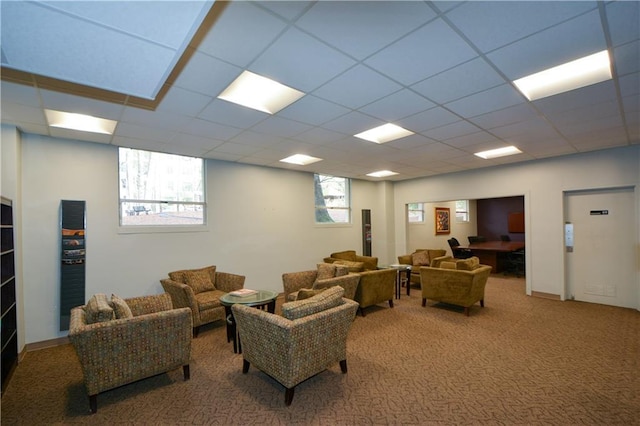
(435, 207, 450, 235)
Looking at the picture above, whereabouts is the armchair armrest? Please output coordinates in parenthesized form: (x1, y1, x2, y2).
(214, 271, 246, 292)
(160, 278, 198, 310)
(355, 255, 378, 270)
(313, 273, 360, 300)
(397, 254, 412, 265)
(282, 270, 317, 300)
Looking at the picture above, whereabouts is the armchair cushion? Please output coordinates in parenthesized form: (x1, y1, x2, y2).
(441, 261, 457, 269)
(316, 263, 338, 280)
(330, 250, 357, 261)
(110, 294, 133, 319)
(184, 269, 216, 294)
(411, 250, 430, 266)
(281, 286, 344, 320)
(456, 257, 481, 271)
(85, 293, 114, 324)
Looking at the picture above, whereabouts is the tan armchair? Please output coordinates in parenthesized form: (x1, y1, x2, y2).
(161, 265, 245, 337)
(232, 286, 358, 405)
(397, 249, 447, 286)
(69, 293, 192, 413)
(282, 263, 360, 301)
(419, 256, 492, 316)
(353, 268, 397, 316)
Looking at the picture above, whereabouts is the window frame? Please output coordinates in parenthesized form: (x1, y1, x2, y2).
(117, 147, 207, 234)
(314, 174, 352, 225)
(455, 200, 470, 223)
(407, 202, 425, 223)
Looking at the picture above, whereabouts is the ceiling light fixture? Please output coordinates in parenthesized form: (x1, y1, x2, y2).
(280, 154, 322, 166)
(513, 50, 612, 101)
(354, 123, 414, 144)
(366, 170, 399, 178)
(218, 70, 305, 114)
(44, 109, 117, 135)
(474, 146, 522, 159)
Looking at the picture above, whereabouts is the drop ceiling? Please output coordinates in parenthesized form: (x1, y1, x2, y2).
(1, 1, 638, 181)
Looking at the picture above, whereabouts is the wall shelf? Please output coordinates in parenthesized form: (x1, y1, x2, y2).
(1, 196, 18, 395)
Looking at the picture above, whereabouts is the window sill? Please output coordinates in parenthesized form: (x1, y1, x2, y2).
(117, 225, 209, 235)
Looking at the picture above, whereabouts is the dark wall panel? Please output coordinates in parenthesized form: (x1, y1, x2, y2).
(477, 196, 525, 241)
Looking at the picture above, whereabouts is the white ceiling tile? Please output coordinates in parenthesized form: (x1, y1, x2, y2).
(365, 18, 477, 85)
(446, 1, 597, 53)
(39, 89, 124, 120)
(0, 81, 40, 106)
(251, 27, 356, 93)
(0, 102, 46, 126)
(256, 1, 313, 21)
(196, 2, 288, 68)
(445, 84, 525, 118)
(295, 127, 348, 144)
(278, 95, 350, 126)
(606, 1, 640, 47)
(296, 1, 436, 60)
(114, 122, 176, 143)
(156, 86, 212, 116)
(422, 120, 481, 141)
(209, 142, 262, 156)
(249, 116, 313, 138)
(48, 126, 113, 144)
(491, 117, 561, 140)
(321, 111, 383, 135)
(412, 57, 506, 104)
(203, 151, 243, 162)
(487, 10, 607, 80)
(312, 65, 402, 110)
(229, 131, 285, 148)
(533, 81, 618, 115)
(120, 107, 191, 131)
(469, 103, 539, 130)
(398, 107, 461, 133)
(614, 40, 640, 76)
(444, 131, 501, 149)
(172, 133, 224, 151)
(182, 118, 243, 140)
(172, 52, 241, 97)
(360, 89, 435, 122)
(198, 99, 268, 129)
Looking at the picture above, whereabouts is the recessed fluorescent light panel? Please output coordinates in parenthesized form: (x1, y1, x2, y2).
(280, 154, 322, 166)
(45, 109, 117, 134)
(354, 123, 414, 144)
(474, 146, 522, 159)
(366, 170, 399, 178)
(218, 70, 305, 114)
(513, 50, 612, 101)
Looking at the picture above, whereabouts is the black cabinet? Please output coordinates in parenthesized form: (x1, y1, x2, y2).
(1, 197, 18, 395)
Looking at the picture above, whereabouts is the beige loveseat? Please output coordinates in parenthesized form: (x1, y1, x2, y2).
(419, 256, 492, 316)
(323, 250, 378, 271)
(69, 293, 192, 413)
(282, 263, 360, 302)
(160, 265, 245, 337)
(397, 249, 447, 285)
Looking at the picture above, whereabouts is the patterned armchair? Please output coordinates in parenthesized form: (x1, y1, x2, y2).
(161, 265, 245, 336)
(69, 293, 192, 413)
(232, 286, 358, 405)
(282, 263, 360, 301)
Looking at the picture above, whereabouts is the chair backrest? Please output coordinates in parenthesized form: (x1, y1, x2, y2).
(448, 238, 460, 248)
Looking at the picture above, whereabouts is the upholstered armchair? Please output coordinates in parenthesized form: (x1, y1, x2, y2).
(419, 257, 492, 316)
(353, 268, 397, 316)
(282, 263, 360, 301)
(232, 286, 359, 405)
(69, 293, 192, 413)
(161, 265, 245, 336)
(397, 249, 447, 286)
(323, 250, 378, 271)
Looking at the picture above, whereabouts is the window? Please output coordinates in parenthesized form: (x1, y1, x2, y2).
(407, 203, 424, 223)
(119, 148, 205, 227)
(314, 174, 351, 224)
(455, 200, 469, 223)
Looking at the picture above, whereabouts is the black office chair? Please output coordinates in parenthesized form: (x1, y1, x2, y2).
(504, 248, 525, 277)
(447, 238, 473, 259)
(500, 235, 511, 242)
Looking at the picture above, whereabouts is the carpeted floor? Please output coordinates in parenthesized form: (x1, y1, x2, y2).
(2, 275, 639, 425)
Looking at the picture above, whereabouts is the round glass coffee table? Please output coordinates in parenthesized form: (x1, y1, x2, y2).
(220, 290, 278, 353)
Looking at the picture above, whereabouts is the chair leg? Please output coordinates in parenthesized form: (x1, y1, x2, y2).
(242, 359, 250, 374)
(388, 299, 394, 308)
(89, 394, 97, 414)
(358, 307, 366, 317)
(340, 359, 348, 374)
(421, 298, 427, 307)
(464, 307, 470, 316)
(183, 365, 190, 380)
(285, 387, 295, 406)
(193, 326, 199, 338)
(480, 299, 484, 308)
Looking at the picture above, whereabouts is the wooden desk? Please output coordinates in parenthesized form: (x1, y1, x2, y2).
(461, 241, 525, 273)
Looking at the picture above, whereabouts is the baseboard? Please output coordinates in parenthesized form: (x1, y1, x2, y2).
(531, 291, 561, 301)
(24, 336, 70, 353)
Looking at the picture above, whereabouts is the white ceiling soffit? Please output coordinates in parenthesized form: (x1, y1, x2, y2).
(0, 0, 214, 100)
